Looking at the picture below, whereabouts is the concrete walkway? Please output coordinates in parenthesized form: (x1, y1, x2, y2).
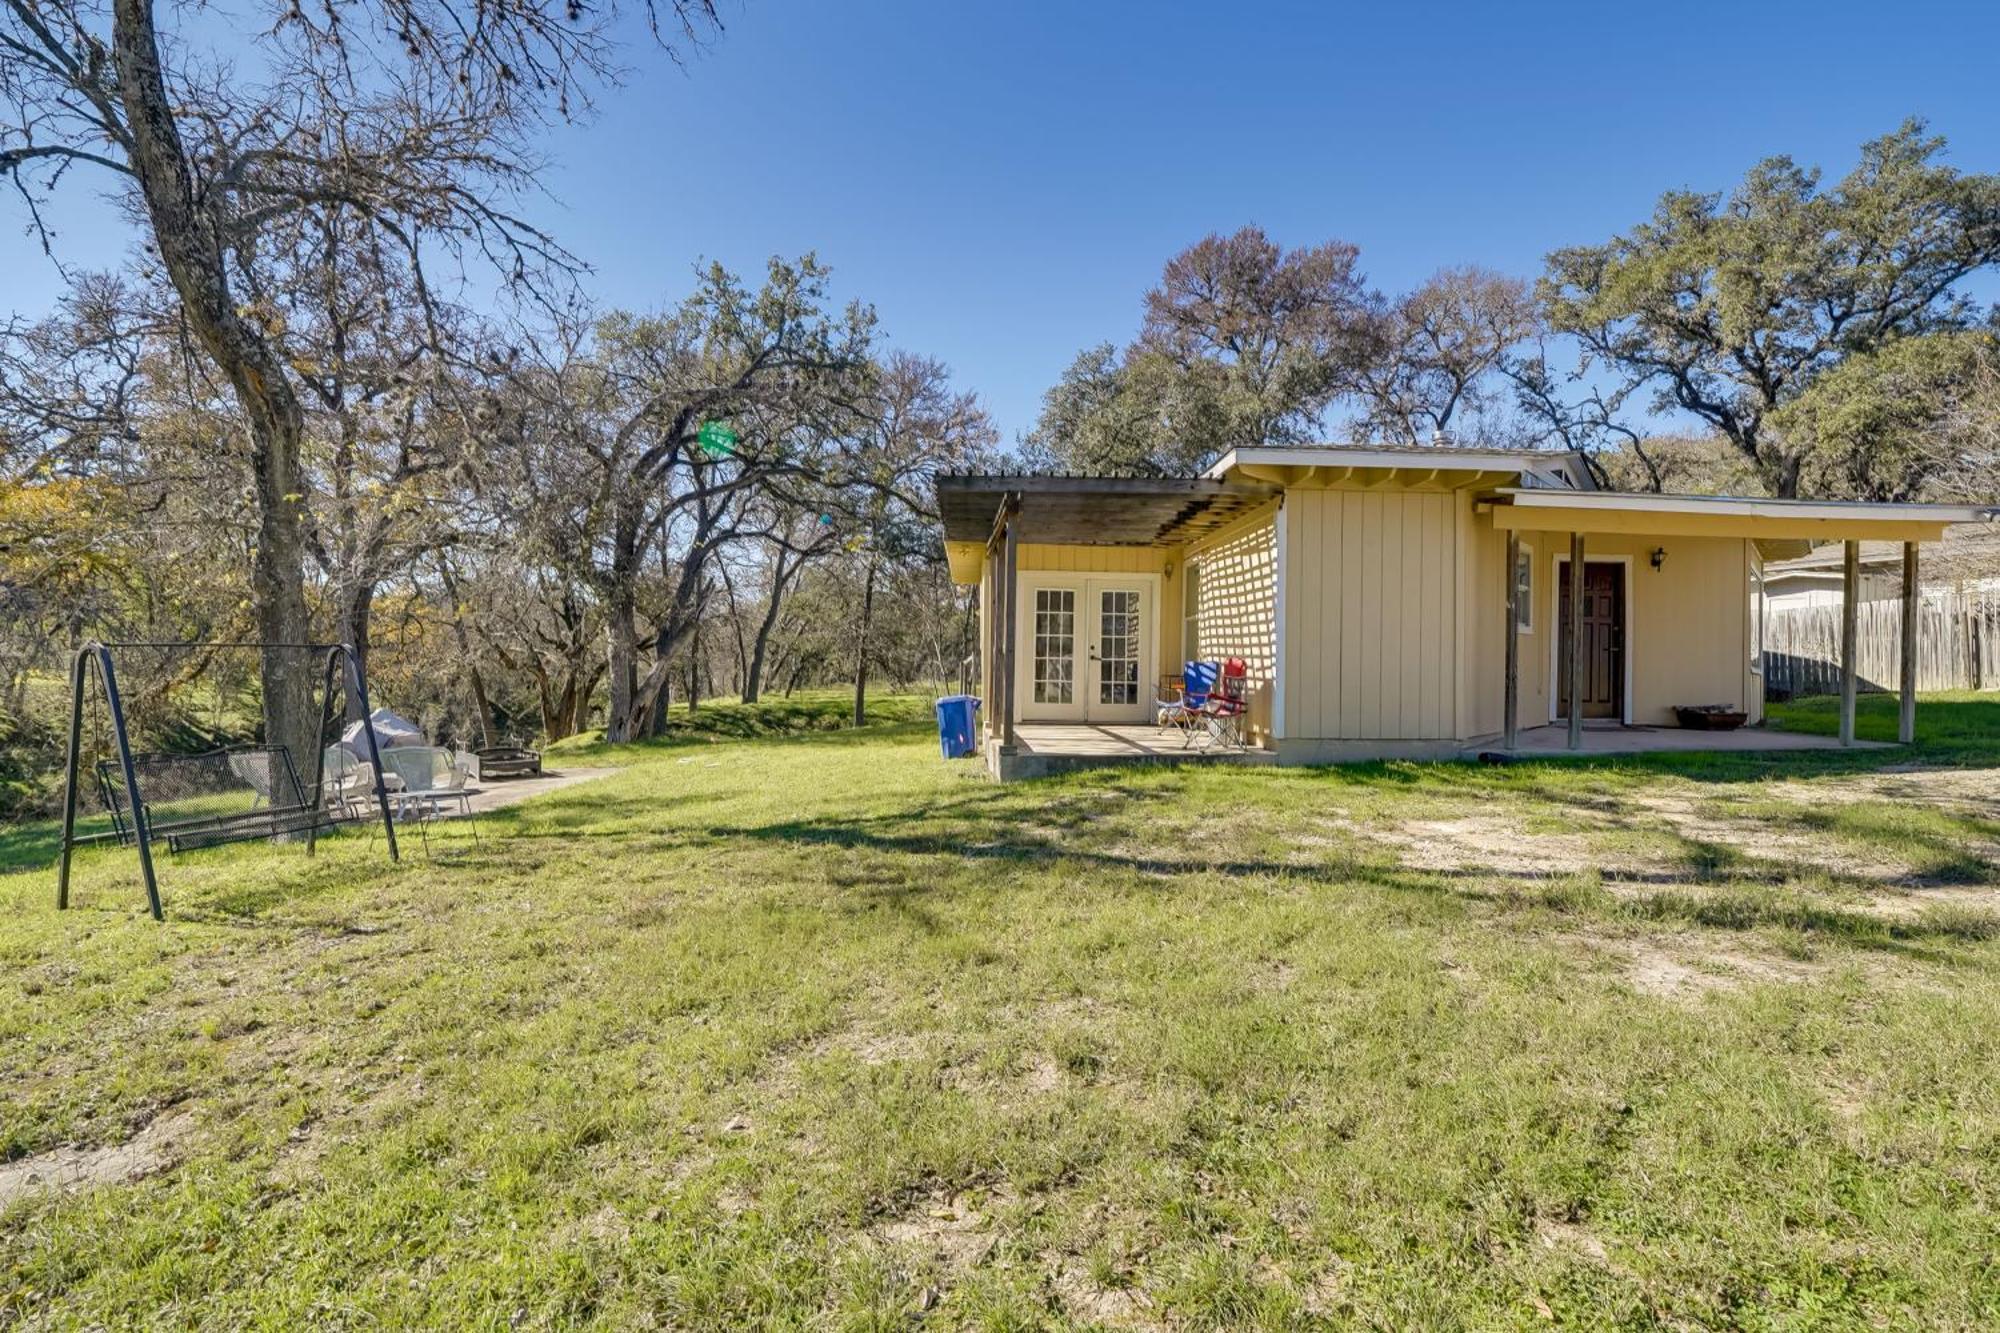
(1486, 723, 1889, 758)
(457, 767, 617, 816)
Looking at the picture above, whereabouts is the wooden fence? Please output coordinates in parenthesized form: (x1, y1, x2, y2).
(1763, 585, 2000, 696)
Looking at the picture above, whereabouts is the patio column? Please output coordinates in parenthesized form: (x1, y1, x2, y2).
(983, 546, 998, 742)
(1566, 531, 1585, 750)
(1840, 538, 1860, 746)
(1001, 496, 1020, 751)
(1900, 540, 1919, 745)
(1503, 528, 1520, 751)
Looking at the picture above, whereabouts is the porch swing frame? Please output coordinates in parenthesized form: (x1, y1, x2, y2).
(56, 640, 401, 921)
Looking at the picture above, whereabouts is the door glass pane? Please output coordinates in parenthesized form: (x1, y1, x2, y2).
(1097, 589, 1140, 705)
(1033, 589, 1074, 704)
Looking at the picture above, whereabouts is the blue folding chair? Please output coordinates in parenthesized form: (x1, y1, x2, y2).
(1158, 660, 1219, 743)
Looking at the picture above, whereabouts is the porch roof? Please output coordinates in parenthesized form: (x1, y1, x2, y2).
(936, 474, 1279, 584)
(1490, 488, 1998, 545)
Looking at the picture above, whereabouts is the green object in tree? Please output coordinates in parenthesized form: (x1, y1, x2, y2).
(697, 420, 739, 458)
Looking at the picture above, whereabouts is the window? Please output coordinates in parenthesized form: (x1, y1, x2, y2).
(1514, 543, 1534, 633)
(1032, 588, 1075, 704)
(1750, 559, 1765, 674)
(1182, 559, 1203, 662)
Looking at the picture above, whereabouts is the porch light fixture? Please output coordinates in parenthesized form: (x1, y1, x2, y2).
(1650, 546, 1667, 571)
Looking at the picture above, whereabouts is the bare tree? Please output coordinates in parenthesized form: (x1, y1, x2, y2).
(1351, 266, 1539, 444)
(1, 0, 720, 762)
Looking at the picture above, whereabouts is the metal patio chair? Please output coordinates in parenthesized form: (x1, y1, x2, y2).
(1163, 660, 1219, 746)
(1192, 657, 1249, 750)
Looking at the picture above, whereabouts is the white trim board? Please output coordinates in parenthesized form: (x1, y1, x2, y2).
(1547, 553, 1634, 726)
(1271, 499, 1287, 740)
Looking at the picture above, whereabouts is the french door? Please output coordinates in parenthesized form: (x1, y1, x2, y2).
(1017, 575, 1154, 724)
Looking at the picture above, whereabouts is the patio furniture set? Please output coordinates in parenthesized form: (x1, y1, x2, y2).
(1154, 658, 1250, 750)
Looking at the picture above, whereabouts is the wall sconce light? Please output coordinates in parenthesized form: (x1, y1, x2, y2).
(1650, 547, 1668, 572)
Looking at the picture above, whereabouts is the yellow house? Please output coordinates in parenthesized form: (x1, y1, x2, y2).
(937, 447, 1997, 780)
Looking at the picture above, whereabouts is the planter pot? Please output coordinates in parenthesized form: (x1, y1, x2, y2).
(1674, 706, 1747, 731)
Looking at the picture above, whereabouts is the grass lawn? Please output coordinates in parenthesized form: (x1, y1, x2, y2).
(4, 691, 1999, 1329)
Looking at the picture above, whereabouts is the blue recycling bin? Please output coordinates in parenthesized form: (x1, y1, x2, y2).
(934, 694, 981, 759)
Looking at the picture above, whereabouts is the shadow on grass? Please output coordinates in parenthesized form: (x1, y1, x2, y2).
(698, 779, 1998, 954)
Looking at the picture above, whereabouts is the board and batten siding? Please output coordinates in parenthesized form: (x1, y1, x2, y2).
(1485, 529, 1759, 731)
(1281, 488, 1460, 742)
(1183, 504, 1278, 742)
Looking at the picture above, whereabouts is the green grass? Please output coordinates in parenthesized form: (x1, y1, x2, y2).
(3, 693, 1999, 1328)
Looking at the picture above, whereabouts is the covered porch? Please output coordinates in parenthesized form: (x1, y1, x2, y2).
(1489, 490, 1994, 755)
(938, 474, 1279, 780)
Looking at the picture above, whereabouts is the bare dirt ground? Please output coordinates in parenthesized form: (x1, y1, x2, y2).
(0, 1106, 196, 1207)
(1351, 766, 1998, 898)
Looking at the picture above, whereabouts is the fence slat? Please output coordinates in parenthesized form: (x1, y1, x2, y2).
(1765, 584, 1997, 695)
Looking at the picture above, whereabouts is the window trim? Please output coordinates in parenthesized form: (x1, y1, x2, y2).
(1514, 542, 1535, 635)
(1749, 555, 1766, 675)
(1181, 556, 1203, 663)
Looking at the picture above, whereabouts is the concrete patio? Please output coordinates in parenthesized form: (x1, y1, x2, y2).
(993, 724, 1277, 779)
(989, 720, 1888, 778)
(1474, 723, 1889, 759)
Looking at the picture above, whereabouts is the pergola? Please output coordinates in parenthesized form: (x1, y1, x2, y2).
(938, 474, 1278, 750)
(1489, 490, 2000, 750)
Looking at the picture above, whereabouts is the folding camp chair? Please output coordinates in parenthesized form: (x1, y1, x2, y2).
(1166, 661, 1219, 747)
(1194, 658, 1249, 750)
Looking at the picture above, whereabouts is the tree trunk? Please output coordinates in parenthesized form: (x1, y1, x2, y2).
(112, 0, 314, 769)
(744, 565, 796, 706)
(605, 580, 640, 742)
(337, 581, 375, 725)
(853, 556, 878, 728)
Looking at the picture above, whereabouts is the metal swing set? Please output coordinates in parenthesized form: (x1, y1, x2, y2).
(56, 640, 401, 921)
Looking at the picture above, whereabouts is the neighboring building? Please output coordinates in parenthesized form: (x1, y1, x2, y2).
(1764, 527, 2000, 615)
(938, 447, 1996, 778)
(1760, 527, 2000, 696)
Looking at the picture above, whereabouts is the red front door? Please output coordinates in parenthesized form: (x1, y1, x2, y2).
(1558, 563, 1623, 720)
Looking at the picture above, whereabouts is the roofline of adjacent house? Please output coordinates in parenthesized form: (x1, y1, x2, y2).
(1202, 444, 1594, 483)
(1494, 489, 2000, 524)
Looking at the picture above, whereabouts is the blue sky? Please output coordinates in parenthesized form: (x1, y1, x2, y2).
(9, 0, 2000, 446)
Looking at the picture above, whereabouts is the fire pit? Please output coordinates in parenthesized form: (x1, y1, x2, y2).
(474, 744, 544, 779)
(1673, 705, 1748, 731)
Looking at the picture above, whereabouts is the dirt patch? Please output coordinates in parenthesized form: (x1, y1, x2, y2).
(1048, 1256, 1158, 1327)
(1618, 935, 1825, 999)
(866, 1183, 1016, 1277)
(0, 1107, 196, 1206)
(1365, 814, 1614, 878)
(1534, 1218, 1610, 1264)
(1621, 792, 1913, 882)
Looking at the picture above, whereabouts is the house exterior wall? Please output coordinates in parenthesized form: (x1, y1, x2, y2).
(1280, 488, 1765, 751)
(979, 490, 1768, 759)
(1279, 487, 1460, 748)
(1764, 569, 1899, 614)
(1487, 528, 1762, 731)
(1183, 502, 1280, 744)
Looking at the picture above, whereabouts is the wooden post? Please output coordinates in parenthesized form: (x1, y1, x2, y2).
(982, 547, 997, 742)
(1566, 531, 1585, 751)
(1001, 497, 1019, 750)
(1503, 528, 1520, 751)
(1899, 541, 1919, 745)
(1839, 538, 1859, 747)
